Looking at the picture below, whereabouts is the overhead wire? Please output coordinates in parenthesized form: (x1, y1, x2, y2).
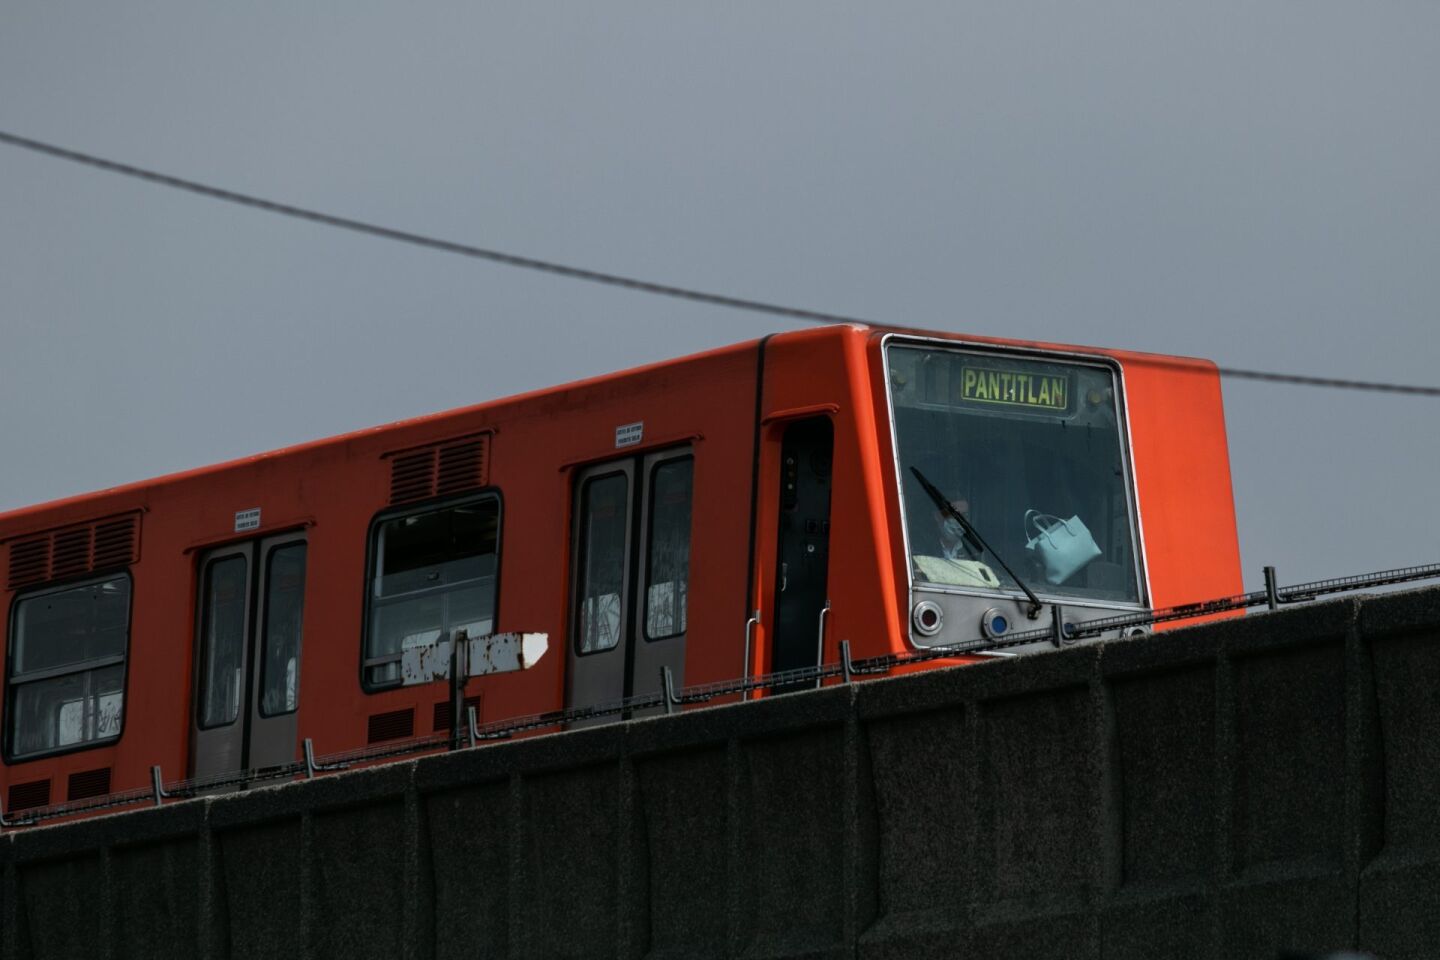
(0, 130, 872, 328)
(1206, 367, 1440, 396)
(2, 128, 1437, 398)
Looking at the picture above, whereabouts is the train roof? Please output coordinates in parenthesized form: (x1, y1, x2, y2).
(0, 322, 1216, 533)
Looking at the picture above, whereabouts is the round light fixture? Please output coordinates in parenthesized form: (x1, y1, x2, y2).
(912, 600, 944, 637)
(981, 607, 1010, 640)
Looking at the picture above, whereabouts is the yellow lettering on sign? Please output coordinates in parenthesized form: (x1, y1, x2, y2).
(958, 367, 1071, 411)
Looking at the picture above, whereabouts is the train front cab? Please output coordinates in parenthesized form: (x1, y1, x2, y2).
(867, 328, 1243, 657)
(745, 325, 1244, 684)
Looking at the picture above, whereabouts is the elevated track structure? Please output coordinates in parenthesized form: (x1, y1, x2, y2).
(2, 583, 1438, 960)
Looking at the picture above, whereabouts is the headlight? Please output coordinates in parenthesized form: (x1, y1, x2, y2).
(912, 600, 944, 637)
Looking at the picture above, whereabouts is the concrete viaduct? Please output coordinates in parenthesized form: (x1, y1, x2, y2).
(2, 587, 1437, 959)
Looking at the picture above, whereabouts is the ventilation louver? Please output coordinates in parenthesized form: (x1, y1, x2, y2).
(432, 696, 483, 733)
(386, 434, 490, 506)
(8, 779, 51, 812)
(67, 768, 113, 802)
(367, 708, 415, 744)
(5, 513, 141, 590)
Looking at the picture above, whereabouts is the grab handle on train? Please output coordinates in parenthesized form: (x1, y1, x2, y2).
(742, 610, 760, 699)
(815, 601, 831, 689)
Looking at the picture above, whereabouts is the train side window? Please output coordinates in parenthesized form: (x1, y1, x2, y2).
(258, 543, 307, 716)
(6, 575, 130, 760)
(575, 472, 629, 654)
(365, 496, 500, 689)
(198, 555, 248, 728)
(643, 457, 693, 640)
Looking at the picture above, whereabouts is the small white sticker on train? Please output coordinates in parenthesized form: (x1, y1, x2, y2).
(234, 508, 261, 532)
(615, 421, 644, 448)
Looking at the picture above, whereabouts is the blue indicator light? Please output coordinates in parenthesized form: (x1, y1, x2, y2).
(990, 615, 1008, 635)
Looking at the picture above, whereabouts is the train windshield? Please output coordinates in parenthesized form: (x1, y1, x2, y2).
(887, 343, 1143, 606)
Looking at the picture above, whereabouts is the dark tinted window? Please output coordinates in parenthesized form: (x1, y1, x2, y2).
(644, 459, 692, 640)
(366, 498, 499, 688)
(7, 575, 130, 759)
(575, 473, 628, 654)
(198, 556, 247, 728)
(888, 345, 1142, 610)
(259, 543, 307, 717)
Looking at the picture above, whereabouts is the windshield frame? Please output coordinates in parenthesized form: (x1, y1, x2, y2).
(881, 333, 1151, 611)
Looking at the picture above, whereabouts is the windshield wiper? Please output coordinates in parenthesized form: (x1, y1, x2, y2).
(909, 466, 1043, 619)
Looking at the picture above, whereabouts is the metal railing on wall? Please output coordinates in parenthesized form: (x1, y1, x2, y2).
(2, 561, 1437, 830)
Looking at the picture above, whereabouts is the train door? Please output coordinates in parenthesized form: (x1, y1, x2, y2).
(566, 448, 693, 723)
(770, 418, 833, 688)
(190, 532, 307, 780)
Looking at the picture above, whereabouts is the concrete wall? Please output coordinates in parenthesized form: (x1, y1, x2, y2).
(2, 587, 1438, 960)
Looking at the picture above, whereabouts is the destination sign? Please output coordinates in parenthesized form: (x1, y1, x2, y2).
(959, 366, 1070, 411)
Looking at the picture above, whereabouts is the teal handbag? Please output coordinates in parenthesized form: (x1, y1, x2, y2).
(1024, 510, 1102, 585)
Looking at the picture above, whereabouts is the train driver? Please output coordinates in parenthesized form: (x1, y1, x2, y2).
(913, 496, 1001, 589)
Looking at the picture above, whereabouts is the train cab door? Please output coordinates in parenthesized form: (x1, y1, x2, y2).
(769, 418, 833, 689)
(566, 448, 694, 724)
(190, 533, 308, 781)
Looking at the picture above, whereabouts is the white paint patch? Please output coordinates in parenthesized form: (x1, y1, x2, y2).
(399, 632, 550, 686)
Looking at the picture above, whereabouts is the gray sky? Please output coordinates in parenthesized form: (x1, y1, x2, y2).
(1, 2, 1436, 592)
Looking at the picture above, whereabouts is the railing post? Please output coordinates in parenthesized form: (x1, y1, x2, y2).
(662, 666, 680, 716)
(450, 628, 468, 751)
(1264, 566, 1280, 610)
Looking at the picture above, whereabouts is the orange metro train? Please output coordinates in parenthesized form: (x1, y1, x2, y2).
(0, 323, 1242, 817)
